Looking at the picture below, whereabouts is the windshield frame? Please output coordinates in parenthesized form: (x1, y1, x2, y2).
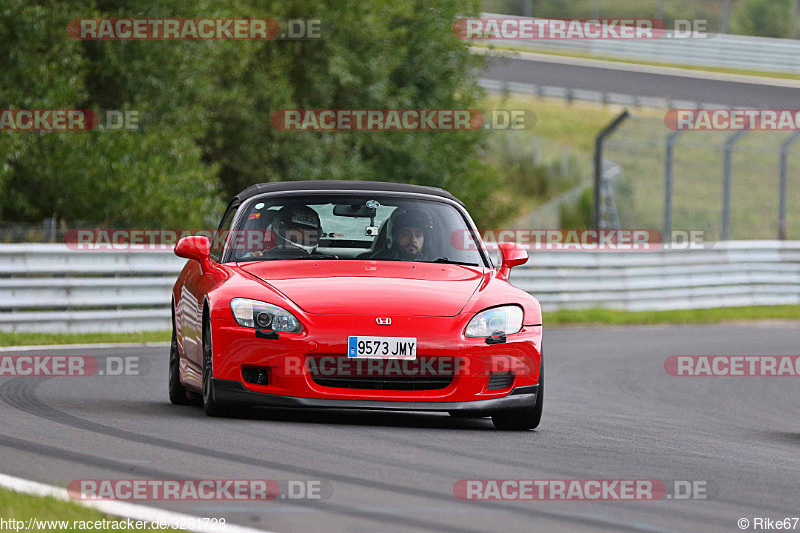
(220, 189, 492, 268)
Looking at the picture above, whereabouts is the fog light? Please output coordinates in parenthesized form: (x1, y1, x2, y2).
(242, 366, 270, 385)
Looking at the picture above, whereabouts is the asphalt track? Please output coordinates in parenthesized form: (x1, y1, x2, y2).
(483, 54, 800, 108)
(0, 324, 798, 532)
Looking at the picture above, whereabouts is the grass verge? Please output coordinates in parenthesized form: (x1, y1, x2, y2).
(546, 305, 800, 326)
(0, 330, 170, 347)
(0, 486, 174, 532)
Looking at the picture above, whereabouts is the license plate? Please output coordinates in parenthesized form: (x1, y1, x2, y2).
(347, 336, 417, 359)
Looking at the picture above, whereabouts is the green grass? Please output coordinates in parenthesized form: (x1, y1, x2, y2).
(478, 44, 800, 81)
(0, 330, 170, 347)
(0, 487, 173, 532)
(546, 305, 800, 326)
(483, 94, 629, 152)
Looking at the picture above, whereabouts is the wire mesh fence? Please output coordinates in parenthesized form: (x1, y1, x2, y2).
(0, 220, 130, 244)
(602, 114, 800, 240)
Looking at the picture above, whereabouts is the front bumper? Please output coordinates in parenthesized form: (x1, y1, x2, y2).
(212, 378, 538, 413)
(209, 313, 542, 404)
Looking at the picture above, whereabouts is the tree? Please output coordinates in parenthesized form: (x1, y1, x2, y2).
(1, 0, 507, 228)
(731, 0, 791, 38)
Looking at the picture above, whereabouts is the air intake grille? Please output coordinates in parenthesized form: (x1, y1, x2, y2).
(312, 375, 453, 391)
(487, 371, 514, 390)
(307, 355, 456, 391)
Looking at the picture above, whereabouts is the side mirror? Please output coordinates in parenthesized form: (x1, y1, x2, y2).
(175, 236, 211, 266)
(497, 242, 528, 281)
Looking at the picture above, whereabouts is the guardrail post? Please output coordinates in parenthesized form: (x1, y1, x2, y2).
(779, 131, 800, 240)
(593, 110, 630, 229)
(721, 130, 748, 240)
(664, 129, 685, 237)
(523, 0, 533, 17)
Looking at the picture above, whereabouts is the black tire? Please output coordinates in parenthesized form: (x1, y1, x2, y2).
(492, 351, 544, 430)
(202, 315, 230, 417)
(168, 307, 192, 405)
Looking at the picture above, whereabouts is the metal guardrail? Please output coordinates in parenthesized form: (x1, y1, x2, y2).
(481, 14, 800, 74)
(0, 242, 798, 332)
(0, 245, 184, 333)
(478, 77, 727, 109)
(502, 241, 800, 311)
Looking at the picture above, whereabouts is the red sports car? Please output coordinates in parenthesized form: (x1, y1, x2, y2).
(170, 181, 543, 429)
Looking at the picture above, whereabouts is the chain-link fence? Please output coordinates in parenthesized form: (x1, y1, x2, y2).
(601, 114, 800, 240)
(0, 220, 131, 244)
(0, 220, 60, 244)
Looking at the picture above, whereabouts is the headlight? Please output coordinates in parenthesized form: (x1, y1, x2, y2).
(464, 305, 523, 338)
(230, 298, 303, 333)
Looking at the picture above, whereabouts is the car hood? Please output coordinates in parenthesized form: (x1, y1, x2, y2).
(238, 260, 485, 316)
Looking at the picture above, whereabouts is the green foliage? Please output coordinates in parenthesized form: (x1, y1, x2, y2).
(198, 0, 500, 224)
(731, 0, 792, 37)
(0, 0, 222, 227)
(1, 0, 512, 228)
(559, 186, 593, 229)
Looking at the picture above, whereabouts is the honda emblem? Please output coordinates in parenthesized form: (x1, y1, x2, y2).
(376, 317, 391, 325)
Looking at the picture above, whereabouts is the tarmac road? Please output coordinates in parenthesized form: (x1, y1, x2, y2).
(483, 53, 800, 108)
(0, 324, 798, 532)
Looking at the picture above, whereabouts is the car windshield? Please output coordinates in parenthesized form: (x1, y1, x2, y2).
(224, 193, 486, 266)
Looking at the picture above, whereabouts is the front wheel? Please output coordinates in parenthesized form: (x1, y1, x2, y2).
(169, 310, 192, 405)
(492, 351, 544, 430)
(202, 317, 230, 417)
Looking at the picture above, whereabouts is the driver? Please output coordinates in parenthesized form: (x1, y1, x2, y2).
(379, 208, 434, 261)
(248, 204, 321, 258)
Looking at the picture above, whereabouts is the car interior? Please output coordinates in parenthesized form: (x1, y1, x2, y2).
(228, 199, 472, 264)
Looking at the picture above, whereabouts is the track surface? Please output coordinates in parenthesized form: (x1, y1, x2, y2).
(484, 55, 800, 108)
(1, 324, 798, 532)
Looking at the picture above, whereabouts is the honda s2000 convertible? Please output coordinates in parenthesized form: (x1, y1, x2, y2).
(170, 181, 543, 429)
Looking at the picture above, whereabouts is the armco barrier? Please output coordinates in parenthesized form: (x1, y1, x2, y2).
(0, 245, 185, 333)
(480, 14, 800, 74)
(0, 241, 798, 332)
